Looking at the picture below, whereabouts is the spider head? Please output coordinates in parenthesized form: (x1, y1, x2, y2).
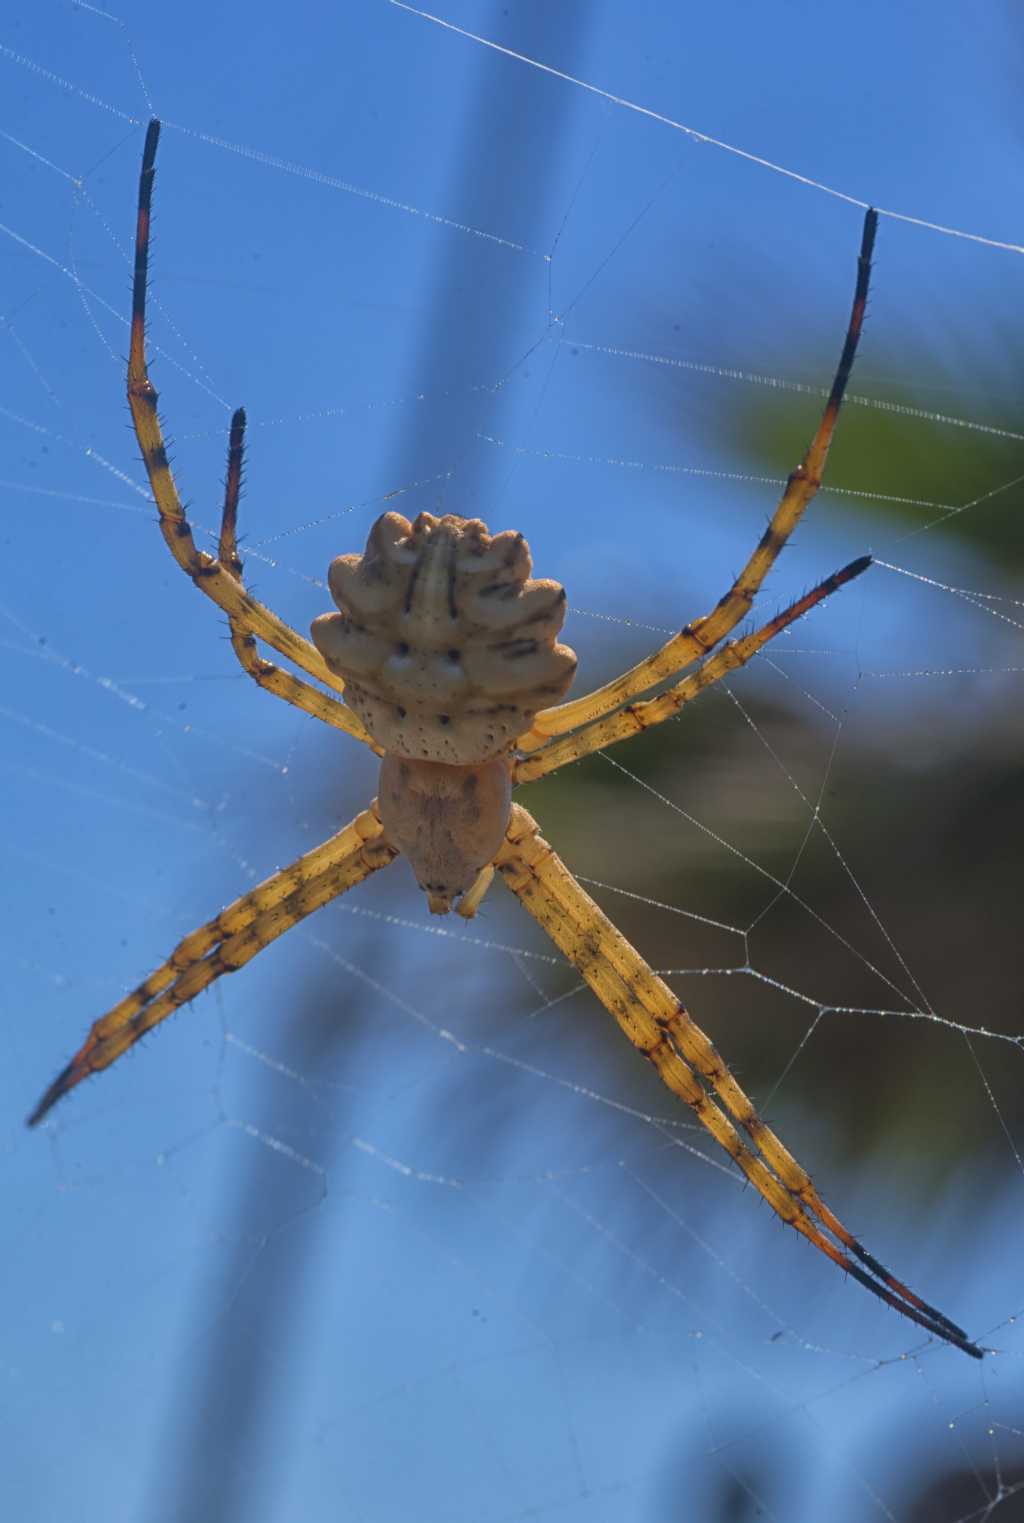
(376, 753, 512, 914)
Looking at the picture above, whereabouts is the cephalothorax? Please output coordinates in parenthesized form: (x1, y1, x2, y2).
(28, 119, 983, 1362)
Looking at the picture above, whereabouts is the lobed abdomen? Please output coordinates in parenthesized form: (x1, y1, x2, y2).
(311, 511, 577, 763)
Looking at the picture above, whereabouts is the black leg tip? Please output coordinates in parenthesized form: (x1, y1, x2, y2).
(26, 1063, 75, 1128)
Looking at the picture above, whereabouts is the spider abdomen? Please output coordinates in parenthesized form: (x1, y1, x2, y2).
(311, 511, 577, 764)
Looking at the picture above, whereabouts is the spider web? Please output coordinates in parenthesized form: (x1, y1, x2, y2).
(4, 3, 1022, 1519)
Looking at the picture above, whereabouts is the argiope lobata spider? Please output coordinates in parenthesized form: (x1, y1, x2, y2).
(29, 119, 983, 1361)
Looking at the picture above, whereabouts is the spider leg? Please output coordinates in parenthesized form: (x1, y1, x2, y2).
(217, 409, 383, 746)
(519, 208, 877, 752)
(27, 805, 397, 1126)
(495, 804, 982, 1359)
(515, 554, 871, 782)
(127, 119, 374, 749)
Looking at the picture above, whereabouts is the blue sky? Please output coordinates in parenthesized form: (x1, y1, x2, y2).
(3, 3, 1022, 1520)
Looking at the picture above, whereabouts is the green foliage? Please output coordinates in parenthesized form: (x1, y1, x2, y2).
(727, 349, 1024, 569)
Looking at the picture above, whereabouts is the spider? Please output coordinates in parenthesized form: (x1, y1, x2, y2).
(29, 119, 982, 1362)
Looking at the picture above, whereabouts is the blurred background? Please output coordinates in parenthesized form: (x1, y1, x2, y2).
(3, 2, 1022, 1519)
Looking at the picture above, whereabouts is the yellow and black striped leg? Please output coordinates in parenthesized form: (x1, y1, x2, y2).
(521, 208, 878, 751)
(218, 409, 382, 744)
(126, 119, 373, 748)
(28, 805, 397, 1126)
(495, 804, 982, 1359)
(515, 554, 871, 782)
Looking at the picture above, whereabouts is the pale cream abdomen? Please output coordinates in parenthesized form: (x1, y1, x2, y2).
(310, 511, 577, 763)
